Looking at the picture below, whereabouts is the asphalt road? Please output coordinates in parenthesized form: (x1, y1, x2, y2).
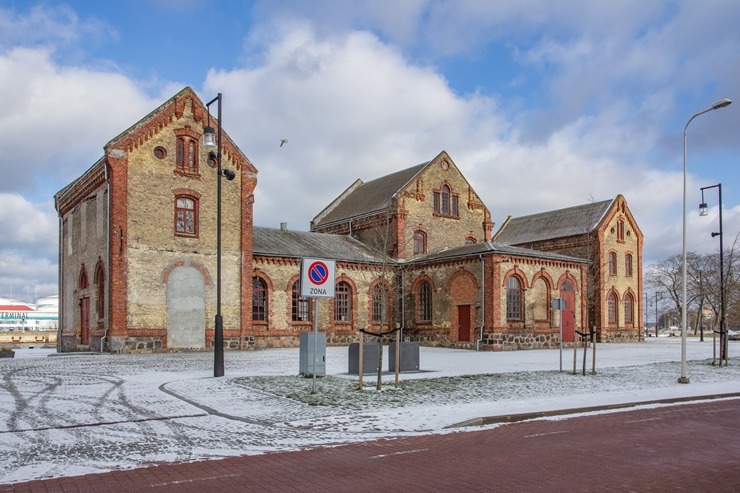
(3, 397, 739, 492)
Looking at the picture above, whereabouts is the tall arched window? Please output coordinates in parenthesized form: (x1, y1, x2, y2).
(176, 136, 199, 172)
(608, 293, 618, 324)
(252, 276, 267, 321)
(441, 185, 450, 215)
(291, 280, 310, 322)
(418, 281, 432, 322)
(506, 276, 522, 321)
(79, 267, 88, 290)
(625, 253, 633, 277)
(372, 284, 388, 324)
(609, 251, 617, 275)
(334, 281, 351, 322)
(624, 294, 634, 325)
(94, 262, 105, 321)
(433, 183, 460, 217)
(413, 230, 427, 255)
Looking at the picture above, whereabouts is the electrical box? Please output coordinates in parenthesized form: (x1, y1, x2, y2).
(299, 332, 326, 377)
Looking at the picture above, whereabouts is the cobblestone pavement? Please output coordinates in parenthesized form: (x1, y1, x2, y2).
(2, 398, 739, 492)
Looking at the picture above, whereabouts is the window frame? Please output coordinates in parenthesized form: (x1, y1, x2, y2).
(608, 251, 617, 276)
(624, 294, 634, 325)
(291, 280, 311, 323)
(413, 230, 427, 255)
(175, 195, 198, 237)
(506, 276, 522, 321)
(252, 276, 268, 322)
(608, 292, 618, 324)
(625, 253, 633, 277)
(334, 281, 352, 322)
(418, 281, 432, 322)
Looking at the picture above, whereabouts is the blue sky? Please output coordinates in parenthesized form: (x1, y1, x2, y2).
(1, 0, 739, 301)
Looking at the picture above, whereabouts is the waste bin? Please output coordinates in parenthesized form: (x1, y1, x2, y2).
(388, 341, 420, 372)
(348, 342, 380, 374)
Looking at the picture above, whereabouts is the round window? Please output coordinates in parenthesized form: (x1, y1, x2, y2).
(153, 147, 167, 159)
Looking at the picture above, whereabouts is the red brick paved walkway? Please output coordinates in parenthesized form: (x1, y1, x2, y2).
(3, 398, 740, 492)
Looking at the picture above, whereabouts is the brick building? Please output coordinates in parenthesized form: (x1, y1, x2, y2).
(494, 196, 644, 342)
(55, 88, 640, 353)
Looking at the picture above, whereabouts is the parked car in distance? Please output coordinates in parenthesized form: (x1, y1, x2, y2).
(728, 329, 740, 341)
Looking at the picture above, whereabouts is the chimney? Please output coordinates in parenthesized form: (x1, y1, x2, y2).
(280, 222, 288, 231)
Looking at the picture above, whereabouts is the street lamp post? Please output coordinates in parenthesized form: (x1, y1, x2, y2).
(204, 93, 236, 378)
(700, 183, 726, 364)
(680, 98, 732, 384)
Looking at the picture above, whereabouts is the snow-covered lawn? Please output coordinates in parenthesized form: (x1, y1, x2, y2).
(1, 338, 739, 484)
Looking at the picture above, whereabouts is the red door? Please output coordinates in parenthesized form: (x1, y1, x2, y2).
(560, 283, 575, 343)
(458, 305, 471, 342)
(80, 297, 90, 345)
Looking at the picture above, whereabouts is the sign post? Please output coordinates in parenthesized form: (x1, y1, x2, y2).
(552, 298, 566, 372)
(300, 258, 336, 393)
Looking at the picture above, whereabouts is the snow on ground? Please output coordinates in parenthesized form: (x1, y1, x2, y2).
(1, 338, 739, 484)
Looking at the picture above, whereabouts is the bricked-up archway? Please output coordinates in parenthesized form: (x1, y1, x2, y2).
(166, 266, 206, 348)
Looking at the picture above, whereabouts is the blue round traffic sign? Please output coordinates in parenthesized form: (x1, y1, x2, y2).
(308, 261, 329, 285)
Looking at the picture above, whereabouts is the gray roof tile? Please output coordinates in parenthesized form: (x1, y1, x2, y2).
(253, 227, 389, 264)
(494, 199, 613, 245)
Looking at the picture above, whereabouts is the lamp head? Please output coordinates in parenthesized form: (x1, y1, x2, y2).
(712, 99, 732, 110)
(203, 126, 217, 147)
(699, 202, 709, 216)
(222, 169, 236, 181)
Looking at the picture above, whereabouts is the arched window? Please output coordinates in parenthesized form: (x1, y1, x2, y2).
(506, 276, 522, 321)
(79, 267, 88, 290)
(413, 230, 427, 255)
(334, 281, 351, 322)
(617, 219, 625, 241)
(176, 136, 199, 172)
(372, 284, 388, 324)
(624, 294, 634, 325)
(609, 252, 617, 275)
(94, 262, 105, 321)
(625, 253, 633, 277)
(432, 183, 460, 217)
(418, 281, 432, 322)
(608, 293, 618, 324)
(291, 280, 310, 322)
(464, 235, 477, 245)
(252, 276, 267, 321)
(441, 185, 450, 215)
(175, 196, 198, 236)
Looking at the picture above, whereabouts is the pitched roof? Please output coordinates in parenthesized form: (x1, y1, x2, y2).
(403, 241, 588, 265)
(493, 199, 614, 246)
(253, 227, 390, 264)
(312, 162, 428, 229)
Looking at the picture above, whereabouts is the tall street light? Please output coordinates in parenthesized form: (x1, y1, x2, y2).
(204, 93, 236, 378)
(700, 183, 726, 365)
(680, 98, 732, 384)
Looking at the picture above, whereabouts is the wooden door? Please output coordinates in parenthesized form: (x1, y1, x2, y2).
(458, 305, 471, 342)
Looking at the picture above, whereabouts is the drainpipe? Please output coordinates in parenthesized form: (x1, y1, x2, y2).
(100, 163, 110, 353)
(57, 215, 63, 353)
(476, 253, 486, 351)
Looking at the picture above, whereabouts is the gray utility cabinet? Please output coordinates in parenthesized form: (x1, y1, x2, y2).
(388, 341, 420, 372)
(299, 332, 326, 377)
(348, 342, 380, 374)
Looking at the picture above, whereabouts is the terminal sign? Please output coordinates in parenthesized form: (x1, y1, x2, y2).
(300, 258, 336, 298)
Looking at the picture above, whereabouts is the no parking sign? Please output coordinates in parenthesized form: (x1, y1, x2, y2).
(300, 258, 336, 298)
